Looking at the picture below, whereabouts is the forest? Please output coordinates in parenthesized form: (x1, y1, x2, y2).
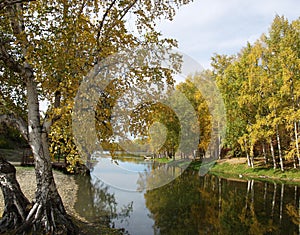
(98, 15, 300, 173)
(122, 15, 300, 173)
(0, 0, 299, 233)
(210, 15, 300, 171)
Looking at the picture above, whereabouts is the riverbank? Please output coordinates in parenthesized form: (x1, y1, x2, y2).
(0, 166, 121, 234)
(149, 156, 300, 184)
(0, 167, 78, 216)
(207, 158, 300, 184)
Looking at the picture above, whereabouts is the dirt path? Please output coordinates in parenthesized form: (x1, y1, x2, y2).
(217, 158, 247, 165)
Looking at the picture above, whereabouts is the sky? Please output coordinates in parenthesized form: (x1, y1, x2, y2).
(157, 0, 300, 69)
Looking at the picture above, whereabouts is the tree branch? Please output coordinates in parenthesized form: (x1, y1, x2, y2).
(96, 0, 118, 43)
(118, 0, 138, 23)
(0, 0, 35, 10)
(0, 113, 28, 141)
(95, 0, 138, 63)
(0, 39, 34, 81)
(0, 43, 24, 74)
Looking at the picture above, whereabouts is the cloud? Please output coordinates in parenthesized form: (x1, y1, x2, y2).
(157, 0, 299, 68)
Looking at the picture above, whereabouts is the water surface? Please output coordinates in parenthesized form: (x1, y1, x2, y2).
(75, 157, 300, 234)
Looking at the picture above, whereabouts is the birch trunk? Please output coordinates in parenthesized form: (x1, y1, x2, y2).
(294, 121, 300, 168)
(23, 75, 78, 234)
(0, 2, 78, 233)
(269, 137, 276, 169)
(0, 157, 30, 233)
(249, 144, 254, 168)
(262, 142, 267, 165)
(276, 124, 284, 171)
(244, 140, 251, 167)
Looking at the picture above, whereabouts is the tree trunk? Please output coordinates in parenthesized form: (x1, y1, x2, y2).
(0, 157, 30, 233)
(0, 2, 78, 233)
(269, 137, 276, 169)
(244, 140, 251, 167)
(23, 76, 78, 234)
(294, 121, 300, 168)
(262, 142, 267, 165)
(276, 124, 284, 172)
(249, 144, 254, 168)
(0, 80, 79, 233)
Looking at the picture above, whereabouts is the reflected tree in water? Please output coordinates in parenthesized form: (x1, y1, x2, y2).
(74, 175, 133, 229)
(144, 172, 300, 234)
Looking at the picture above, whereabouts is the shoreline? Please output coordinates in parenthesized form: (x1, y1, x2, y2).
(0, 166, 121, 234)
(139, 155, 300, 184)
(0, 166, 79, 217)
(207, 158, 300, 185)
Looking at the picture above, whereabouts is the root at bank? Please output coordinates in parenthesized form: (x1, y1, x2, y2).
(0, 157, 79, 234)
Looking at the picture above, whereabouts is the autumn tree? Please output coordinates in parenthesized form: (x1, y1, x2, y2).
(0, 0, 193, 233)
(177, 73, 212, 158)
(213, 16, 300, 170)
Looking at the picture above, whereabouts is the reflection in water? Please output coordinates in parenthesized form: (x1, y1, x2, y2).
(74, 157, 300, 234)
(74, 174, 133, 228)
(145, 171, 300, 235)
(90, 155, 190, 191)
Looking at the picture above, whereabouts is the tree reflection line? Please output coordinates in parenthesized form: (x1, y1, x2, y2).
(145, 170, 300, 234)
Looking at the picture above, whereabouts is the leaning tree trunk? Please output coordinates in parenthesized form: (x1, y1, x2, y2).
(0, 76, 79, 235)
(0, 157, 30, 233)
(22, 75, 78, 234)
(0, 2, 78, 234)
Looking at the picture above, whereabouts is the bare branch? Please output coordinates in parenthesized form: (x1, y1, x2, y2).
(96, 0, 118, 43)
(42, 113, 62, 135)
(0, 113, 28, 141)
(118, 0, 138, 22)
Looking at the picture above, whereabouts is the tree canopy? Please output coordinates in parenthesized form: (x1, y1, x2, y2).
(212, 15, 300, 170)
(0, 0, 194, 233)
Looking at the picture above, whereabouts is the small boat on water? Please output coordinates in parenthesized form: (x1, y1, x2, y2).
(144, 155, 153, 160)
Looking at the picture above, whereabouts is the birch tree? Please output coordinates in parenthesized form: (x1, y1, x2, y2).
(0, 0, 192, 233)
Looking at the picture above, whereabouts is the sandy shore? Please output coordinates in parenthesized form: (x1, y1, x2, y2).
(0, 167, 79, 217)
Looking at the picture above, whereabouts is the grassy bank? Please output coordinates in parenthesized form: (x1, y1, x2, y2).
(154, 157, 173, 163)
(207, 158, 300, 185)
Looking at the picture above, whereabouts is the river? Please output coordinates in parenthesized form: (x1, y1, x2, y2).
(74, 156, 300, 234)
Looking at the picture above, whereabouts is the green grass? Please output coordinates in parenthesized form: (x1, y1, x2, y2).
(209, 161, 300, 185)
(188, 160, 216, 171)
(154, 157, 172, 163)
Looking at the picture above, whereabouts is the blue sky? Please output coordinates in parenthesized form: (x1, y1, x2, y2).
(157, 0, 299, 69)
